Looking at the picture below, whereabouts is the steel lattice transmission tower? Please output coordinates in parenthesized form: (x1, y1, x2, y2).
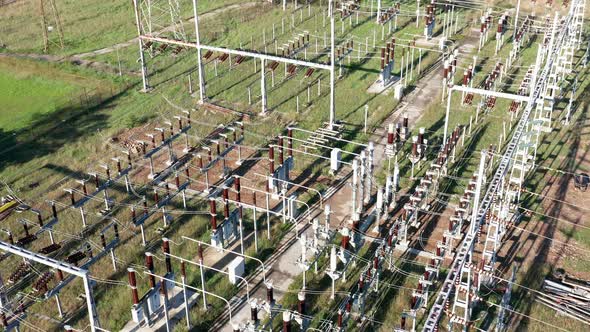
(38, 0, 64, 52)
(139, 0, 188, 45)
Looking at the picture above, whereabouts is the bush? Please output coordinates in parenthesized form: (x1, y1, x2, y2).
(124, 113, 153, 128)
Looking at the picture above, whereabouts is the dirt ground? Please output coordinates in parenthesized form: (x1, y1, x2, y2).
(493, 107, 590, 281)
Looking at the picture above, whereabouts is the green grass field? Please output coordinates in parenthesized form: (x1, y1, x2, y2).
(0, 0, 246, 55)
(0, 58, 80, 131)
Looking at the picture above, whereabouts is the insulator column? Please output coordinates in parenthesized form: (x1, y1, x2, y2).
(162, 238, 172, 274)
(210, 199, 217, 230)
(267, 283, 274, 303)
(278, 137, 284, 165)
(223, 188, 230, 219)
(269, 145, 275, 174)
(250, 302, 258, 323)
(341, 227, 350, 250)
(128, 268, 139, 305)
(145, 252, 156, 288)
(387, 123, 394, 145)
(297, 291, 306, 315)
(283, 312, 291, 332)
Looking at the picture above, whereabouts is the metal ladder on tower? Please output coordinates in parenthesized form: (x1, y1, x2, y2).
(572, 0, 586, 49)
(533, 60, 557, 134)
(561, 20, 578, 75)
(448, 240, 475, 331)
(481, 197, 501, 276)
(508, 131, 532, 188)
(482, 173, 521, 286)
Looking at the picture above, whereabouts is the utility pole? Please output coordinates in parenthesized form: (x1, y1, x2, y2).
(329, 0, 336, 129)
(470, 151, 486, 234)
(262, 59, 268, 114)
(192, 0, 207, 103)
(416, 0, 420, 27)
(133, 0, 150, 91)
(513, 0, 521, 42)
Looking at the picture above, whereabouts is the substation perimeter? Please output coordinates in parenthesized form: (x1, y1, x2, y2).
(0, 1, 589, 332)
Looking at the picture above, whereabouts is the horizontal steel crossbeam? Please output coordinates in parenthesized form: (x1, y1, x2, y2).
(140, 35, 333, 70)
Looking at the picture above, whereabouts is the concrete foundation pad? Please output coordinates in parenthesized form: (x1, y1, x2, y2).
(367, 76, 400, 94)
(394, 243, 434, 259)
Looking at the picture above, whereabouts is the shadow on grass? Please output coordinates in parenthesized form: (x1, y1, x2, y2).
(0, 86, 135, 175)
(474, 65, 590, 330)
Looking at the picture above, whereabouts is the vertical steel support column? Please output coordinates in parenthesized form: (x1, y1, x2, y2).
(198, 244, 207, 309)
(469, 152, 487, 235)
(443, 87, 453, 147)
(359, 151, 366, 213)
(161, 277, 171, 332)
(513, 0, 521, 42)
(329, 0, 336, 129)
(180, 262, 191, 329)
(252, 192, 258, 253)
(55, 294, 63, 318)
(133, 0, 149, 91)
(364, 142, 374, 205)
(192, 0, 206, 103)
(82, 274, 101, 331)
(261, 58, 267, 114)
(351, 159, 358, 217)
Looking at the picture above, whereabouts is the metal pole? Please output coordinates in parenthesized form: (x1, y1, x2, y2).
(469, 152, 487, 235)
(199, 258, 207, 309)
(329, 0, 336, 129)
(55, 294, 63, 318)
(266, 192, 271, 239)
(239, 218, 244, 254)
(191, 0, 206, 103)
(416, 0, 420, 27)
(161, 277, 171, 331)
(181, 275, 191, 329)
(365, 143, 374, 205)
(364, 105, 368, 134)
(261, 59, 267, 114)
(133, 0, 149, 91)
(82, 275, 101, 331)
(442, 87, 453, 147)
(513, 0, 521, 42)
(351, 159, 358, 216)
(253, 205, 258, 253)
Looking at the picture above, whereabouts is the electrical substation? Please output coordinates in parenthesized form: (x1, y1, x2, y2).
(1, 0, 590, 331)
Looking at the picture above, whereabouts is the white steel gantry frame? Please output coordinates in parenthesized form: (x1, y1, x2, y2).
(0, 241, 101, 332)
(132, 0, 338, 129)
(422, 0, 584, 329)
(442, 85, 529, 147)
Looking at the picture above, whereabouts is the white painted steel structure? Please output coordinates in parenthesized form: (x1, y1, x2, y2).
(0, 241, 101, 332)
(133, 0, 338, 127)
(423, 0, 584, 329)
